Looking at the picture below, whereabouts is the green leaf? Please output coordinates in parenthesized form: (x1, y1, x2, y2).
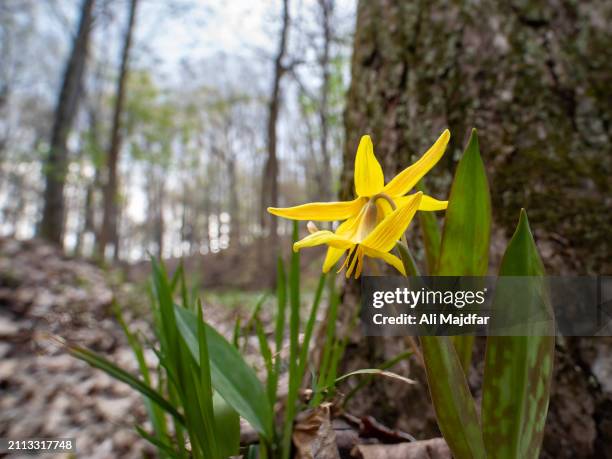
(195, 304, 220, 458)
(213, 392, 240, 458)
(115, 303, 169, 448)
(232, 315, 241, 348)
(437, 129, 491, 276)
(397, 243, 482, 457)
(174, 305, 273, 441)
(254, 315, 275, 405)
(297, 274, 327, 383)
(135, 426, 177, 457)
(271, 256, 287, 405)
(275, 256, 288, 355)
(420, 336, 487, 459)
(482, 209, 555, 459)
(312, 275, 340, 406)
(282, 221, 302, 459)
(452, 335, 476, 373)
(437, 129, 491, 372)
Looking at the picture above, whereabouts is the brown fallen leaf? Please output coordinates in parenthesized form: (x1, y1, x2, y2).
(293, 402, 341, 459)
(351, 438, 451, 459)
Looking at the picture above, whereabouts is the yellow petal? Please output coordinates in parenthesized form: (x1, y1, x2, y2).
(395, 194, 448, 211)
(383, 130, 450, 197)
(332, 204, 376, 243)
(362, 246, 406, 276)
(354, 135, 384, 197)
(293, 230, 354, 252)
(268, 198, 363, 221)
(322, 247, 346, 272)
(361, 192, 422, 253)
(335, 216, 359, 236)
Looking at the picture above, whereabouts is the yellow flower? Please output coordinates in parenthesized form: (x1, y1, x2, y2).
(268, 130, 450, 277)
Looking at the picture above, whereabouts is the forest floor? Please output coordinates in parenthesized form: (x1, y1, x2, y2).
(0, 237, 266, 458)
(2, 237, 611, 459)
(0, 237, 155, 458)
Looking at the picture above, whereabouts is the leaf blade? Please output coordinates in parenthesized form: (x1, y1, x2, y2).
(174, 305, 273, 441)
(482, 210, 555, 459)
(420, 336, 487, 459)
(436, 129, 491, 372)
(437, 129, 491, 276)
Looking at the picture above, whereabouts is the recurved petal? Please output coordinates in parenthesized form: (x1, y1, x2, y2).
(395, 193, 448, 211)
(383, 130, 450, 197)
(268, 198, 363, 221)
(361, 192, 422, 253)
(322, 246, 346, 272)
(293, 230, 354, 253)
(362, 247, 407, 276)
(354, 135, 384, 197)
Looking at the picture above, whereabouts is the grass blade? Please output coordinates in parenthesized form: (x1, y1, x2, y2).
(136, 426, 177, 457)
(115, 304, 169, 449)
(312, 275, 340, 406)
(281, 221, 302, 459)
(254, 315, 275, 404)
(333, 368, 416, 386)
(196, 304, 220, 457)
(297, 273, 326, 383)
(343, 350, 413, 405)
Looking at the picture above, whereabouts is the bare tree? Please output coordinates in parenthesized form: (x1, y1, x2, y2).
(317, 0, 334, 201)
(98, 0, 138, 260)
(39, 0, 95, 245)
(260, 0, 290, 274)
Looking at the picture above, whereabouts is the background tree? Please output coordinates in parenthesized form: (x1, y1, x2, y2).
(260, 0, 291, 280)
(39, 0, 95, 245)
(316, 0, 334, 201)
(98, 0, 139, 260)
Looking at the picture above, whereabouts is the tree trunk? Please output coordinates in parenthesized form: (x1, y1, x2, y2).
(227, 156, 240, 245)
(260, 0, 290, 282)
(339, 0, 612, 456)
(317, 0, 333, 201)
(98, 0, 138, 260)
(39, 0, 95, 245)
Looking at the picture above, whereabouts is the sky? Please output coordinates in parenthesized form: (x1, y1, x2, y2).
(136, 0, 276, 85)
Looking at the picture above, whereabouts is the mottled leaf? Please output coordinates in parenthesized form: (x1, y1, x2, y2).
(420, 336, 486, 459)
(482, 209, 555, 458)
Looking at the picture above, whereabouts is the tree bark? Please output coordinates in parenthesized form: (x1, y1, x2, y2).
(260, 0, 290, 281)
(317, 0, 333, 201)
(339, 0, 612, 455)
(39, 0, 95, 245)
(98, 0, 138, 260)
